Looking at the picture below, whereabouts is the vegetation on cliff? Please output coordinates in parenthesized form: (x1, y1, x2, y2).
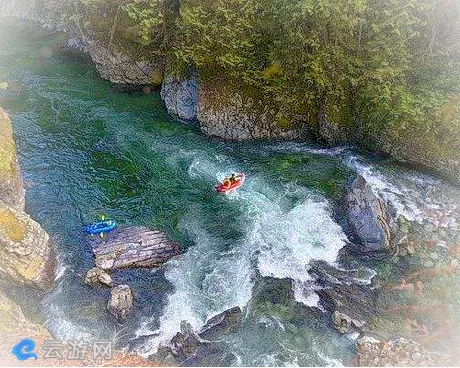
(52, 0, 460, 167)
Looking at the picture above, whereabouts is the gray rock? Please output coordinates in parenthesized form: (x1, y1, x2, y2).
(90, 226, 181, 271)
(0, 108, 54, 291)
(107, 284, 133, 322)
(0, 108, 25, 211)
(345, 175, 395, 256)
(315, 275, 376, 336)
(161, 74, 199, 121)
(199, 306, 243, 340)
(84, 267, 113, 287)
(197, 80, 305, 141)
(155, 320, 236, 366)
(88, 41, 163, 85)
(355, 336, 449, 366)
(333, 311, 366, 334)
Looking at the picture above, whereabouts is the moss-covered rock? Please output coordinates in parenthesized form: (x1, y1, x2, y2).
(0, 200, 54, 291)
(0, 108, 54, 291)
(197, 77, 306, 141)
(0, 108, 25, 211)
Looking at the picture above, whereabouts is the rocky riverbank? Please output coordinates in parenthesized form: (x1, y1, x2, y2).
(0, 107, 161, 366)
(1, 5, 459, 365)
(2, 0, 459, 184)
(85, 226, 182, 322)
(0, 108, 54, 290)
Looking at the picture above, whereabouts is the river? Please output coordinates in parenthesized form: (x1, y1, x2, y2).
(2, 21, 460, 366)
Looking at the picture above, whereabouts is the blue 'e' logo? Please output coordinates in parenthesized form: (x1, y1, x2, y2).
(11, 339, 38, 360)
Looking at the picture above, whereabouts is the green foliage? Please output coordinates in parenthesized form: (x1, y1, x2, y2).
(122, 0, 165, 45)
(54, 0, 460, 155)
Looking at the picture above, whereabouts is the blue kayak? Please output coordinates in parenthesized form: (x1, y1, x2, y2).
(83, 220, 117, 235)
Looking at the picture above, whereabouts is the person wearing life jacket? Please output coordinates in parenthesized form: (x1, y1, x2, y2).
(223, 174, 237, 187)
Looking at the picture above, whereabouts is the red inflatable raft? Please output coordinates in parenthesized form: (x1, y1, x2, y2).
(216, 173, 245, 194)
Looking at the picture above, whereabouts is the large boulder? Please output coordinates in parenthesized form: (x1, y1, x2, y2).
(345, 175, 395, 256)
(90, 226, 181, 271)
(84, 267, 113, 287)
(355, 336, 449, 366)
(161, 74, 199, 122)
(197, 78, 305, 141)
(0, 201, 55, 290)
(107, 284, 133, 322)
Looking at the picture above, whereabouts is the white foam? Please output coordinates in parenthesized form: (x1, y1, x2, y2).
(137, 209, 254, 357)
(265, 142, 349, 157)
(255, 197, 346, 282)
(137, 155, 347, 355)
(346, 155, 460, 228)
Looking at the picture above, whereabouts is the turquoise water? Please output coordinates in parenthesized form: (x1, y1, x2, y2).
(3, 21, 459, 366)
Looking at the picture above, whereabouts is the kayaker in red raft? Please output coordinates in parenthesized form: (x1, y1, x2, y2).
(216, 173, 245, 194)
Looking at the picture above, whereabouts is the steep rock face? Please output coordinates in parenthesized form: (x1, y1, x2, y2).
(0, 108, 25, 210)
(87, 41, 163, 85)
(197, 80, 305, 141)
(0, 108, 54, 290)
(0, 201, 54, 290)
(160, 75, 306, 141)
(317, 102, 349, 146)
(0, 0, 164, 85)
(161, 74, 199, 121)
(345, 175, 395, 256)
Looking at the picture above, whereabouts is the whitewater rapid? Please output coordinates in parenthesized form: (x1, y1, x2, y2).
(135, 147, 349, 357)
(136, 141, 460, 360)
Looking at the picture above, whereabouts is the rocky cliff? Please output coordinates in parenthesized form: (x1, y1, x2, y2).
(0, 107, 55, 362)
(162, 75, 306, 141)
(2, 0, 459, 182)
(0, 108, 54, 290)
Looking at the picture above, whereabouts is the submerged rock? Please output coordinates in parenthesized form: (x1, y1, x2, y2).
(155, 320, 236, 366)
(91, 226, 181, 271)
(199, 306, 243, 340)
(107, 284, 133, 322)
(333, 310, 366, 334)
(84, 267, 113, 287)
(345, 175, 395, 256)
(355, 336, 449, 366)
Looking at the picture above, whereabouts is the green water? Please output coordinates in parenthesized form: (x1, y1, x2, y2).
(6, 21, 456, 366)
